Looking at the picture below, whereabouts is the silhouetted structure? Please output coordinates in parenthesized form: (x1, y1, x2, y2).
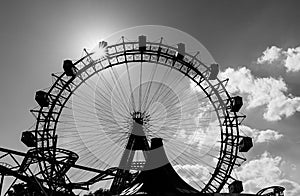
(122, 138, 199, 195)
(0, 31, 283, 196)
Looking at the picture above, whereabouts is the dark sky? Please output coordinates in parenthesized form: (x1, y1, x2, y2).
(1, 0, 300, 195)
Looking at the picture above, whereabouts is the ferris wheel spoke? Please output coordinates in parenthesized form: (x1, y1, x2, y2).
(145, 126, 176, 139)
(82, 137, 124, 160)
(58, 124, 102, 132)
(144, 71, 187, 118)
(152, 76, 185, 107)
(69, 93, 120, 121)
(170, 141, 218, 165)
(67, 101, 97, 116)
(94, 96, 129, 122)
(108, 65, 132, 114)
(150, 108, 178, 122)
(138, 62, 143, 112)
(125, 62, 136, 112)
(141, 61, 159, 112)
(168, 146, 215, 171)
(94, 70, 131, 118)
(64, 97, 130, 128)
(91, 149, 122, 170)
(61, 109, 100, 125)
(172, 159, 206, 189)
(70, 138, 123, 164)
(96, 120, 128, 129)
(75, 78, 113, 110)
(146, 112, 181, 122)
(71, 92, 99, 112)
(143, 66, 173, 113)
(73, 141, 104, 155)
(149, 125, 220, 158)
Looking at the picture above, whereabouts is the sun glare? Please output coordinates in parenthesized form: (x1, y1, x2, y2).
(91, 40, 109, 61)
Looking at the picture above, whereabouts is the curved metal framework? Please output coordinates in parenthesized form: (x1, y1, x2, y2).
(256, 186, 285, 196)
(2, 35, 249, 195)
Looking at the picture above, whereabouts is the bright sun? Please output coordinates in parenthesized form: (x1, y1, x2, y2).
(92, 41, 109, 61)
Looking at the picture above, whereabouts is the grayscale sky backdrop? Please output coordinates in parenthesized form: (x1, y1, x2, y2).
(1, 0, 300, 195)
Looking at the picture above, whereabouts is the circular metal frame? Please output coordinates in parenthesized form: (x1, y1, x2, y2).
(31, 37, 245, 193)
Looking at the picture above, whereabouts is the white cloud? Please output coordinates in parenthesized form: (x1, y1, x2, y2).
(257, 46, 300, 72)
(265, 96, 300, 121)
(236, 152, 300, 196)
(219, 67, 300, 121)
(256, 129, 283, 143)
(257, 46, 283, 64)
(285, 47, 300, 72)
(240, 125, 283, 143)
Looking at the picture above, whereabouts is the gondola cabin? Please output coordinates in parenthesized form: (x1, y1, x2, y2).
(63, 60, 76, 77)
(139, 35, 146, 51)
(229, 180, 243, 193)
(230, 96, 243, 112)
(21, 131, 36, 147)
(35, 91, 49, 107)
(239, 137, 253, 152)
(176, 43, 185, 60)
(208, 64, 219, 80)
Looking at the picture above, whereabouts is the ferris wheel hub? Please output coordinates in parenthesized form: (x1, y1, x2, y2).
(131, 111, 150, 125)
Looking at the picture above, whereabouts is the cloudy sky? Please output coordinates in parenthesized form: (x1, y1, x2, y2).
(0, 0, 300, 195)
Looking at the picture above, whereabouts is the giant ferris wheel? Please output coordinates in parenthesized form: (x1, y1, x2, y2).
(2, 26, 253, 196)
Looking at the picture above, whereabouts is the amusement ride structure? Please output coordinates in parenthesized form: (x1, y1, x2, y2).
(0, 26, 284, 196)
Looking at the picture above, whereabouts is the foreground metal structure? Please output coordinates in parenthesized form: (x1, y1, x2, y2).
(0, 26, 283, 196)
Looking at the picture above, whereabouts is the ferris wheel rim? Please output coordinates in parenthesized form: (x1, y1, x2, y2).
(31, 36, 244, 193)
